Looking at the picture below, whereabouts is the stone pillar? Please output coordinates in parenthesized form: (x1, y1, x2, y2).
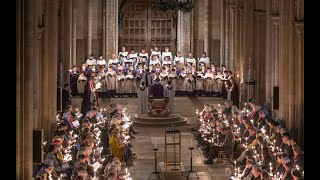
(287, 0, 296, 135)
(265, 0, 272, 103)
(48, 0, 58, 141)
(16, 0, 34, 178)
(295, 21, 304, 144)
(33, 0, 40, 129)
(279, 0, 289, 125)
(220, 0, 226, 67)
(87, 0, 92, 55)
(272, 15, 279, 87)
(177, 11, 192, 56)
(234, 6, 240, 79)
(254, 11, 261, 104)
(72, 9, 77, 66)
(105, 0, 118, 57)
(203, 0, 209, 54)
(102, 0, 106, 57)
(229, 4, 236, 71)
(224, 2, 229, 68)
(41, 0, 50, 143)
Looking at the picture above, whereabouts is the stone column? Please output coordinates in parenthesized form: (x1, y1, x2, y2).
(265, 0, 272, 103)
(105, 0, 118, 57)
(234, 6, 240, 79)
(87, 0, 92, 55)
(287, 0, 296, 134)
(295, 21, 304, 144)
(203, 0, 209, 54)
(102, 0, 106, 57)
(33, 0, 40, 129)
(229, 4, 236, 71)
(272, 15, 279, 87)
(72, 9, 77, 66)
(254, 11, 261, 104)
(220, 0, 226, 67)
(225, 2, 230, 68)
(177, 11, 192, 56)
(16, 0, 34, 178)
(48, 0, 58, 141)
(279, 0, 289, 125)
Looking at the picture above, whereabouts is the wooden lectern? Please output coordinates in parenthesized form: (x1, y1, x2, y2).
(148, 97, 169, 117)
(164, 130, 181, 170)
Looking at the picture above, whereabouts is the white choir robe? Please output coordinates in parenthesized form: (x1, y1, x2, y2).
(86, 59, 97, 66)
(123, 59, 134, 69)
(161, 52, 173, 64)
(174, 56, 185, 72)
(185, 58, 196, 70)
(149, 59, 161, 72)
(142, 73, 155, 88)
(118, 51, 128, 64)
(162, 60, 172, 68)
(164, 85, 175, 114)
(198, 57, 210, 67)
(150, 51, 161, 62)
(215, 74, 223, 93)
(204, 72, 217, 92)
(178, 73, 187, 91)
(97, 72, 106, 92)
(105, 71, 117, 90)
(116, 74, 126, 94)
(137, 86, 148, 115)
(159, 72, 169, 87)
(97, 59, 107, 66)
(185, 76, 195, 92)
(77, 75, 87, 93)
(134, 74, 143, 91)
(125, 75, 136, 93)
(168, 73, 178, 91)
(138, 53, 149, 66)
(195, 74, 205, 91)
(108, 59, 120, 70)
(129, 53, 138, 67)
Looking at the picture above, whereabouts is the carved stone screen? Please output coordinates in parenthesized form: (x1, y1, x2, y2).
(119, 0, 177, 53)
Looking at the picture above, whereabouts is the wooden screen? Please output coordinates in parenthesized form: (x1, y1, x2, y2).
(119, 0, 177, 53)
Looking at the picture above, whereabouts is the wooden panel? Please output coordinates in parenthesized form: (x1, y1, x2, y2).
(119, 0, 177, 52)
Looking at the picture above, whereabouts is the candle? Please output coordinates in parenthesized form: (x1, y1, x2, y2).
(234, 161, 237, 169)
(126, 168, 128, 175)
(273, 140, 276, 145)
(191, 139, 193, 147)
(155, 139, 157, 148)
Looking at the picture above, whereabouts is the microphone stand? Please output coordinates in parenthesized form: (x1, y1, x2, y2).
(148, 148, 160, 180)
(187, 146, 198, 179)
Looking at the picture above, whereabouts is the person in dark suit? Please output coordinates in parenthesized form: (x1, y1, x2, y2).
(293, 145, 304, 171)
(62, 83, 71, 112)
(150, 78, 164, 98)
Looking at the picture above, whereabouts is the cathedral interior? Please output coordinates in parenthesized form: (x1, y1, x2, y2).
(16, 0, 304, 179)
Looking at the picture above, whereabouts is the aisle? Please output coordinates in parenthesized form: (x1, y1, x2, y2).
(72, 97, 233, 180)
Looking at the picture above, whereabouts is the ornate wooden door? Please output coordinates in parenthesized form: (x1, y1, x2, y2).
(119, 0, 177, 53)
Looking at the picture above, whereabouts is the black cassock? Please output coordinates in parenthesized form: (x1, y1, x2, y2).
(231, 83, 239, 108)
(70, 72, 79, 95)
(81, 83, 99, 115)
(62, 88, 71, 111)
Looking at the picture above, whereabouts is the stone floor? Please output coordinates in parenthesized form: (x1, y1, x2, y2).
(72, 96, 233, 180)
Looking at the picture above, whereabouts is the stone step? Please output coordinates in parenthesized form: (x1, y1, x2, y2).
(132, 117, 187, 127)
